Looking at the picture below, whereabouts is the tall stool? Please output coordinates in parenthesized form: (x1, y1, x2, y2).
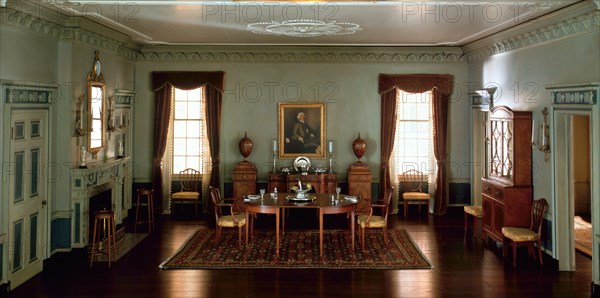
(135, 188, 155, 233)
(464, 205, 483, 240)
(90, 209, 117, 268)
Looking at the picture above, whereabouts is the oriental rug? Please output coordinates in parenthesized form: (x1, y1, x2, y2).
(159, 229, 432, 269)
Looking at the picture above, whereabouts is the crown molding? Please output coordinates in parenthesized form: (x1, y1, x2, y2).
(138, 46, 466, 64)
(463, 2, 600, 61)
(0, 3, 140, 60)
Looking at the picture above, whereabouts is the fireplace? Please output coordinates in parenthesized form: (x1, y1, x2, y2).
(70, 157, 132, 248)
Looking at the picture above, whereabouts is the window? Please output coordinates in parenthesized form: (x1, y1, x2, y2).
(171, 87, 204, 174)
(394, 90, 434, 175)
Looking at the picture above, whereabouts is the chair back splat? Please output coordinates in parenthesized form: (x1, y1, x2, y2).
(399, 169, 430, 218)
(171, 168, 201, 217)
(501, 198, 548, 267)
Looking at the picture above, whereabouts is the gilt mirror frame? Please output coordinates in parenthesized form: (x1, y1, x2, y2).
(87, 51, 106, 158)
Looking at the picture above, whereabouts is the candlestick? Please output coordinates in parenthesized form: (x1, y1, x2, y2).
(328, 141, 333, 153)
(272, 139, 278, 173)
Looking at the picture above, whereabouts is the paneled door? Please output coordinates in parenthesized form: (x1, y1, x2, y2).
(7, 109, 48, 289)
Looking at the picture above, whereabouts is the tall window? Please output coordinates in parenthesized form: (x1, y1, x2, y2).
(171, 87, 204, 174)
(394, 90, 434, 175)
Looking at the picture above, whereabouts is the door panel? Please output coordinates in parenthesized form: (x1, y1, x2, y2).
(8, 109, 48, 289)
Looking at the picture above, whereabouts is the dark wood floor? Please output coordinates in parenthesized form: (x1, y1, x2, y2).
(5, 207, 593, 297)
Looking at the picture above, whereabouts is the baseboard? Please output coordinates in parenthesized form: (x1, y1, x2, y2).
(592, 282, 600, 297)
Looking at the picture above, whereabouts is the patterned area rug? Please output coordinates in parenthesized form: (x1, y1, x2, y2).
(160, 229, 432, 269)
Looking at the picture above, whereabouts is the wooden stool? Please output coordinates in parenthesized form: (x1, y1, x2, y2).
(464, 206, 483, 240)
(90, 210, 117, 268)
(135, 188, 155, 233)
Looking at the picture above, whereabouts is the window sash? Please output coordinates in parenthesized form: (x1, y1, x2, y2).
(171, 87, 204, 174)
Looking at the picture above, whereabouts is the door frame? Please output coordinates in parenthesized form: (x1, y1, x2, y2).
(549, 83, 599, 283)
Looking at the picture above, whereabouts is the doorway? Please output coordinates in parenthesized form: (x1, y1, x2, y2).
(554, 110, 593, 271)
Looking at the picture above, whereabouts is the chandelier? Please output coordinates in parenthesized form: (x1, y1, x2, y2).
(247, 19, 361, 37)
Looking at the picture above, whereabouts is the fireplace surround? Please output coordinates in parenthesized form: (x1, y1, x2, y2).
(70, 157, 132, 248)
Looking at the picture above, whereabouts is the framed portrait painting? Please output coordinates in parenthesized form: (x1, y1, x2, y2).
(278, 103, 326, 158)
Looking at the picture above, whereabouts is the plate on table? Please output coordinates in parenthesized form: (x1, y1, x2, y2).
(344, 196, 358, 202)
(246, 195, 260, 200)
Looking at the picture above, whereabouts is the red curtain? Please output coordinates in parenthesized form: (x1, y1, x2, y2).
(378, 74, 453, 215)
(151, 71, 225, 202)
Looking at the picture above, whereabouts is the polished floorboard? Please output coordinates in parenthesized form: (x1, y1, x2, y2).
(6, 207, 593, 297)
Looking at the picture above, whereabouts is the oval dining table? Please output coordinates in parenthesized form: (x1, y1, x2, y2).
(244, 192, 357, 257)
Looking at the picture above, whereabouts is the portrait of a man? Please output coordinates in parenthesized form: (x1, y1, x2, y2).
(279, 103, 325, 158)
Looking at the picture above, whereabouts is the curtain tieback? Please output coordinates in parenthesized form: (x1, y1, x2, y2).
(153, 158, 163, 167)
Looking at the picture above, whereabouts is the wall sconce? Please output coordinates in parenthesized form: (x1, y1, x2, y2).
(106, 95, 116, 139)
(72, 94, 85, 145)
(531, 107, 550, 162)
(474, 87, 497, 110)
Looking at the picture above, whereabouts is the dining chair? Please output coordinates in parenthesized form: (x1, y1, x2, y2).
(399, 169, 430, 218)
(210, 186, 246, 247)
(171, 168, 201, 217)
(502, 198, 549, 267)
(356, 188, 393, 250)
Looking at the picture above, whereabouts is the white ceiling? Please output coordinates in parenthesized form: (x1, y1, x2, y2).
(49, 0, 581, 46)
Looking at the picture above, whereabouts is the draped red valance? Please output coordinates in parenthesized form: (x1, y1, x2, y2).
(152, 71, 225, 91)
(378, 74, 453, 95)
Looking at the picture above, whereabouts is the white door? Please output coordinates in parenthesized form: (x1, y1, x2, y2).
(7, 109, 48, 289)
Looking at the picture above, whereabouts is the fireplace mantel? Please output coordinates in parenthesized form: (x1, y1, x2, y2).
(70, 157, 132, 248)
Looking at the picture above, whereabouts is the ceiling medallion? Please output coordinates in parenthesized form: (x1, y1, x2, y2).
(247, 19, 361, 37)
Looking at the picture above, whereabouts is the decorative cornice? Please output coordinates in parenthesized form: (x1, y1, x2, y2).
(1, 8, 63, 39)
(464, 8, 600, 61)
(1, 5, 139, 60)
(138, 46, 466, 64)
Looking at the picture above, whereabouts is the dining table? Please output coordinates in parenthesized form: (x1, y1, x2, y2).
(244, 192, 358, 257)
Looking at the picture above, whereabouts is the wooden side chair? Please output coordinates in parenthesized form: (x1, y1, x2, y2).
(399, 169, 430, 218)
(210, 186, 246, 247)
(464, 205, 483, 240)
(356, 188, 393, 250)
(171, 168, 201, 217)
(502, 198, 549, 267)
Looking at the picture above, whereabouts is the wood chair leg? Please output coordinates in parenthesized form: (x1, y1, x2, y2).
(383, 227, 388, 246)
(215, 227, 221, 245)
(238, 226, 242, 247)
(361, 227, 365, 250)
(537, 240, 544, 265)
(512, 242, 517, 267)
(404, 201, 408, 218)
(464, 212, 468, 232)
(418, 202, 421, 216)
